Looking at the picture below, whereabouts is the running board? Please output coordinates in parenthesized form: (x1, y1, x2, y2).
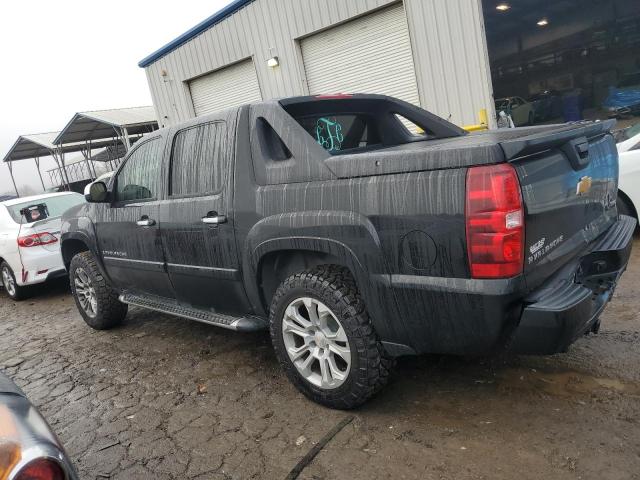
(119, 292, 267, 332)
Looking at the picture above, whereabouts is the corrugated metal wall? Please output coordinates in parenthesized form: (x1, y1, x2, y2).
(144, 0, 494, 128)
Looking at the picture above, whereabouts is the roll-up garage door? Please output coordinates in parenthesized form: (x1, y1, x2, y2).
(188, 59, 262, 116)
(300, 3, 420, 106)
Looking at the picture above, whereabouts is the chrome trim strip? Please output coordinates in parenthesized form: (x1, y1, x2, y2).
(103, 256, 164, 266)
(166, 263, 237, 273)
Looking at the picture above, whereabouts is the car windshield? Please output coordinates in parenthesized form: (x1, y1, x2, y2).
(5, 193, 85, 223)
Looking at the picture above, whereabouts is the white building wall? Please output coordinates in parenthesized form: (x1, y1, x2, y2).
(144, 0, 494, 128)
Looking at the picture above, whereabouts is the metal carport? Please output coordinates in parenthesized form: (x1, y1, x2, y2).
(3, 106, 158, 197)
(53, 106, 158, 150)
(2, 132, 117, 196)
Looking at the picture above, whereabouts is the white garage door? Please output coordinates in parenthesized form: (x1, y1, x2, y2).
(301, 4, 420, 106)
(189, 59, 262, 116)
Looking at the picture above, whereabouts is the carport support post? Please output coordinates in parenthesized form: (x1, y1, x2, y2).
(51, 149, 71, 191)
(80, 146, 96, 181)
(6, 161, 19, 197)
(34, 157, 46, 191)
(123, 127, 132, 151)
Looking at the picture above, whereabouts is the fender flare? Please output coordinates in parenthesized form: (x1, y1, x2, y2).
(243, 236, 402, 347)
(60, 230, 110, 283)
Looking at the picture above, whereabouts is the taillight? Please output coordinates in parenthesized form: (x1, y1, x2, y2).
(17, 233, 58, 248)
(14, 459, 65, 480)
(466, 163, 524, 279)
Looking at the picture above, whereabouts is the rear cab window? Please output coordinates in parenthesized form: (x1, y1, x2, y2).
(294, 114, 382, 154)
(5, 193, 85, 224)
(279, 95, 461, 156)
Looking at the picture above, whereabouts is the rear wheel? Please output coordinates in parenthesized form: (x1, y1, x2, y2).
(0, 261, 29, 301)
(270, 265, 393, 409)
(70, 251, 127, 330)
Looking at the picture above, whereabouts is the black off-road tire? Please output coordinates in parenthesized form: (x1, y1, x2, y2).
(0, 261, 30, 301)
(69, 251, 127, 330)
(270, 265, 394, 409)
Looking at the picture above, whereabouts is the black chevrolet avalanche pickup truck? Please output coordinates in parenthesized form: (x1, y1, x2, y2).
(61, 94, 635, 409)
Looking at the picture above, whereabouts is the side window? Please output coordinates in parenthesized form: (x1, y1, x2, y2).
(115, 138, 162, 202)
(170, 122, 227, 196)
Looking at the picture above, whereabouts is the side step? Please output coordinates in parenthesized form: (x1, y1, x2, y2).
(119, 292, 267, 332)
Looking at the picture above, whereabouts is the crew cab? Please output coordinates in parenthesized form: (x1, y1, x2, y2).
(61, 95, 634, 409)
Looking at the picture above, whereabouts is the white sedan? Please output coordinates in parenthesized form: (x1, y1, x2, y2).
(0, 192, 85, 300)
(618, 126, 640, 220)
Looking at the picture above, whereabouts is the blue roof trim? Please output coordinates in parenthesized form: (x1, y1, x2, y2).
(138, 0, 253, 68)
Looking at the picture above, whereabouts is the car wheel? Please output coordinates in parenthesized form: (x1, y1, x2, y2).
(269, 265, 393, 409)
(69, 251, 127, 330)
(0, 261, 29, 301)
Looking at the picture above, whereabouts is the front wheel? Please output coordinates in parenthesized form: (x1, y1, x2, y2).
(269, 265, 393, 409)
(69, 251, 127, 330)
(1, 261, 29, 301)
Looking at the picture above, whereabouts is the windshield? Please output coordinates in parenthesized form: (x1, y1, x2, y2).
(5, 193, 85, 223)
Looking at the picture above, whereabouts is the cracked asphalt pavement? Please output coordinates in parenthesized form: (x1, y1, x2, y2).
(2, 240, 640, 479)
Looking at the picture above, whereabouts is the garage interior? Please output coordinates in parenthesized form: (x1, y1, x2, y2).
(483, 0, 640, 130)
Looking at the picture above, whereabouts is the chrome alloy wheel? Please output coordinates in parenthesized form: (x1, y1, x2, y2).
(282, 297, 352, 390)
(74, 267, 97, 318)
(1, 266, 16, 297)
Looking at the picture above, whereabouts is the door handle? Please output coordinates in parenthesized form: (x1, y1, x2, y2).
(136, 216, 156, 227)
(201, 213, 227, 225)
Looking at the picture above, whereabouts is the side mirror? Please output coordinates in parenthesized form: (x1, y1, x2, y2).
(84, 181, 109, 203)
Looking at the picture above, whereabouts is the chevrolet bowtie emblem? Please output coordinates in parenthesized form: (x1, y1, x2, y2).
(576, 176, 592, 196)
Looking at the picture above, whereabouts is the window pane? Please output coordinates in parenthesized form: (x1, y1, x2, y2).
(6, 193, 85, 223)
(294, 114, 380, 154)
(171, 122, 226, 196)
(116, 138, 162, 202)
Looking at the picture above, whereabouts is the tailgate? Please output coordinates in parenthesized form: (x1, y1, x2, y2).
(505, 122, 619, 289)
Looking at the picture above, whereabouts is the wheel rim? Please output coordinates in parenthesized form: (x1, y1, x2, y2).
(74, 267, 97, 318)
(2, 267, 16, 297)
(282, 297, 352, 390)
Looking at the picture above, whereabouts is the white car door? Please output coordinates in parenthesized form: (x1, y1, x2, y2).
(618, 132, 640, 217)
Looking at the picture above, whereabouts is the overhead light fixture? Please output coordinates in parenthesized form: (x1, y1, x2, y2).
(496, 3, 510, 11)
(267, 56, 280, 68)
(537, 18, 549, 26)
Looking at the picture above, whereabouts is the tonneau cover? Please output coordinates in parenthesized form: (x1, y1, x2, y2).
(326, 121, 616, 179)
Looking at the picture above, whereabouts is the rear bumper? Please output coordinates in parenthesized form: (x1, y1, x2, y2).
(17, 247, 66, 286)
(509, 215, 636, 354)
(376, 216, 635, 357)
